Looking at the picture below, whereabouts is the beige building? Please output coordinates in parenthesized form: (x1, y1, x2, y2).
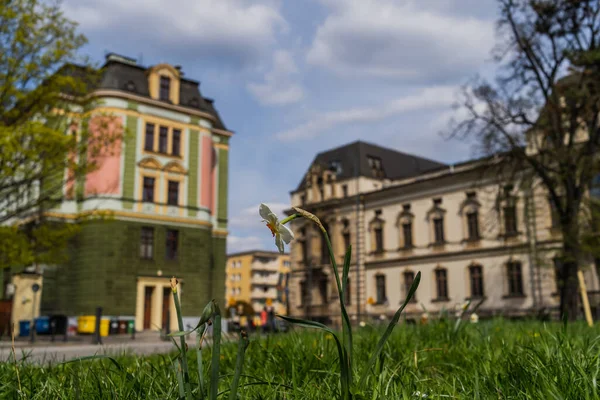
(285, 140, 600, 324)
(226, 250, 291, 315)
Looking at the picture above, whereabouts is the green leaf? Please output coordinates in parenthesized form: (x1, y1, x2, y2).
(359, 271, 421, 390)
(277, 314, 350, 399)
(341, 245, 352, 302)
(168, 330, 194, 337)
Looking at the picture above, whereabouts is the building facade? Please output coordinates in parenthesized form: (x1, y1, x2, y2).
(286, 141, 600, 325)
(226, 250, 291, 315)
(35, 53, 232, 332)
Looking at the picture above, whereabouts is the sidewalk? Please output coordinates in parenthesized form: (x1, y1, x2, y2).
(0, 331, 180, 363)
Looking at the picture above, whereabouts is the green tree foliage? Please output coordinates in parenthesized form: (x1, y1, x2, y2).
(0, 0, 122, 270)
(450, 0, 600, 320)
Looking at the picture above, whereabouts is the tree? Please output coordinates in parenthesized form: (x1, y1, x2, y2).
(450, 0, 600, 320)
(0, 0, 121, 270)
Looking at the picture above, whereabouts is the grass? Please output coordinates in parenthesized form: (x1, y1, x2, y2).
(2, 319, 600, 399)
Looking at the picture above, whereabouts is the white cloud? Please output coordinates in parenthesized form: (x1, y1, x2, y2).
(307, 0, 495, 81)
(227, 235, 266, 254)
(63, 0, 287, 68)
(247, 50, 304, 105)
(229, 202, 291, 229)
(275, 85, 459, 141)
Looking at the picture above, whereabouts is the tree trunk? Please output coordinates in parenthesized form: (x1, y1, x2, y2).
(558, 257, 579, 321)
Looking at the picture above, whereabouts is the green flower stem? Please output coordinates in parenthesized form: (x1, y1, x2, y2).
(171, 279, 193, 400)
(322, 230, 353, 389)
(280, 213, 300, 225)
(196, 323, 207, 399)
(228, 330, 250, 400)
(209, 305, 222, 400)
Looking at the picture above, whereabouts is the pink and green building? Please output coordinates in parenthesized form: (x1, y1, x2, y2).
(41, 53, 232, 332)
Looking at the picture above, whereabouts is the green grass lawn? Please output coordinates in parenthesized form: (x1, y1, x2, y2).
(2, 319, 600, 399)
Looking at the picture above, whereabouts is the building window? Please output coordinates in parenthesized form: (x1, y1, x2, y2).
(166, 229, 179, 260)
(507, 261, 524, 296)
(319, 278, 328, 304)
(467, 211, 480, 240)
(159, 126, 168, 153)
(342, 185, 348, 197)
(469, 265, 484, 298)
(140, 227, 154, 259)
(160, 76, 171, 101)
(402, 222, 413, 248)
(433, 217, 445, 244)
(167, 181, 179, 206)
(142, 177, 155, 202)
(299, 281, 306, 305)
(368, 156, 384, 178)
(344, 278, 351, 305)
(403, 271, 416, 303)
(549, 197, 560, 228)
(321, 223, 330, 264)
(375, 274, 386, 304)
(172, 129, 181, 156)
(300, 195, 305, 205)
(343, 231, 351, 253)
(144, 123, 155, 151)
(504, 205, 518, 236)
(374, 226, 384, 253)
(435, 268, 448, 300)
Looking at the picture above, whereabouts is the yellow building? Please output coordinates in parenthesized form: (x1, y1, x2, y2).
(226, 250, 291, 315)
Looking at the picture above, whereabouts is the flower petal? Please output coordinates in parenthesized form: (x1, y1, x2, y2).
(259, 203, 273, 221)
(278, 223, 294, 244)
(275, 234, 284, 254)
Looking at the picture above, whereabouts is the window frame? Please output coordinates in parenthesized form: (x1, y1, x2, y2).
(159, 76, 171, 101)
(375, 274, 387, 304)
(469, 265, 484, 298)
(506, 261, 524, 296)
(435, 268, 449, 300)
(158, 126, 169, 154)
(140, 227, 154, 260)
(167, 180, 179, 206)
(144, 123, 155, 151)
(142, 177, 155, 203)
(166, 229, 179, 261)
(172, 129, 181, 156)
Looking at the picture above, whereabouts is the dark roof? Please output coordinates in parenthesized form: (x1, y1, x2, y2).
(295, 140, 447, 191)
(58, 53, 228, 130)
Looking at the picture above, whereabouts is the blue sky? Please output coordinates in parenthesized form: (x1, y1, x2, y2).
(62, 0, 502, 254)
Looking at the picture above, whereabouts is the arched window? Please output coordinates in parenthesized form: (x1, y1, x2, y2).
(434, 267, 449, 300)
(427, 198, 446, 245)
(375, 273, 387, 304)
(369, 210, 385, 254)
(403, 270, 417, 303)
(460, 192, 481, 241)
(396, 203, 414, 249)
(468, 264, 484, 298)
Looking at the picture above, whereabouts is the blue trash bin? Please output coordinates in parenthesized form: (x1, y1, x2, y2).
(35, 317, 50, 334)
(19, 320, 30, 337)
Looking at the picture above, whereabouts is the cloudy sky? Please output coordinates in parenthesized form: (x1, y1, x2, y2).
(62, 0, 503, 254)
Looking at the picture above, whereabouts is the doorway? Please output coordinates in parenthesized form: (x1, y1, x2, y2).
(162, 287, 171, 331)
(143, 286, 154, 330)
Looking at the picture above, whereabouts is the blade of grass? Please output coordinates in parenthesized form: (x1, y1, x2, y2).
(196, 323, 207, 399)
(228, 330, 250, 400)
(171, 277, 193, 400)
(277, 314, 350, 399)
(359, 271, 421, 390)
(209, 303, 222, 400)
(173, 359, 185, 400)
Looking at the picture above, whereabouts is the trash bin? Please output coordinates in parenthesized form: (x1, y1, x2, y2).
(109, 318, 119, 335)
(118, 320, 128, 334)
(19, 320, 30, 337)
(127, 320, 135, 334)
(77, 315, 96, 334)
(100, 318, 110, 337)
(49, 315, 68, 335)
(35, 317, 50, 334)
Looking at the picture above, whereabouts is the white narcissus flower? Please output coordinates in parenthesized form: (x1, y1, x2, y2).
(259, 203, 294, 254)
(470, 312, 479, 324)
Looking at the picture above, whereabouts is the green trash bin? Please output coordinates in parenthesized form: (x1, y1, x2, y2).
(127, 320, 135, 334)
